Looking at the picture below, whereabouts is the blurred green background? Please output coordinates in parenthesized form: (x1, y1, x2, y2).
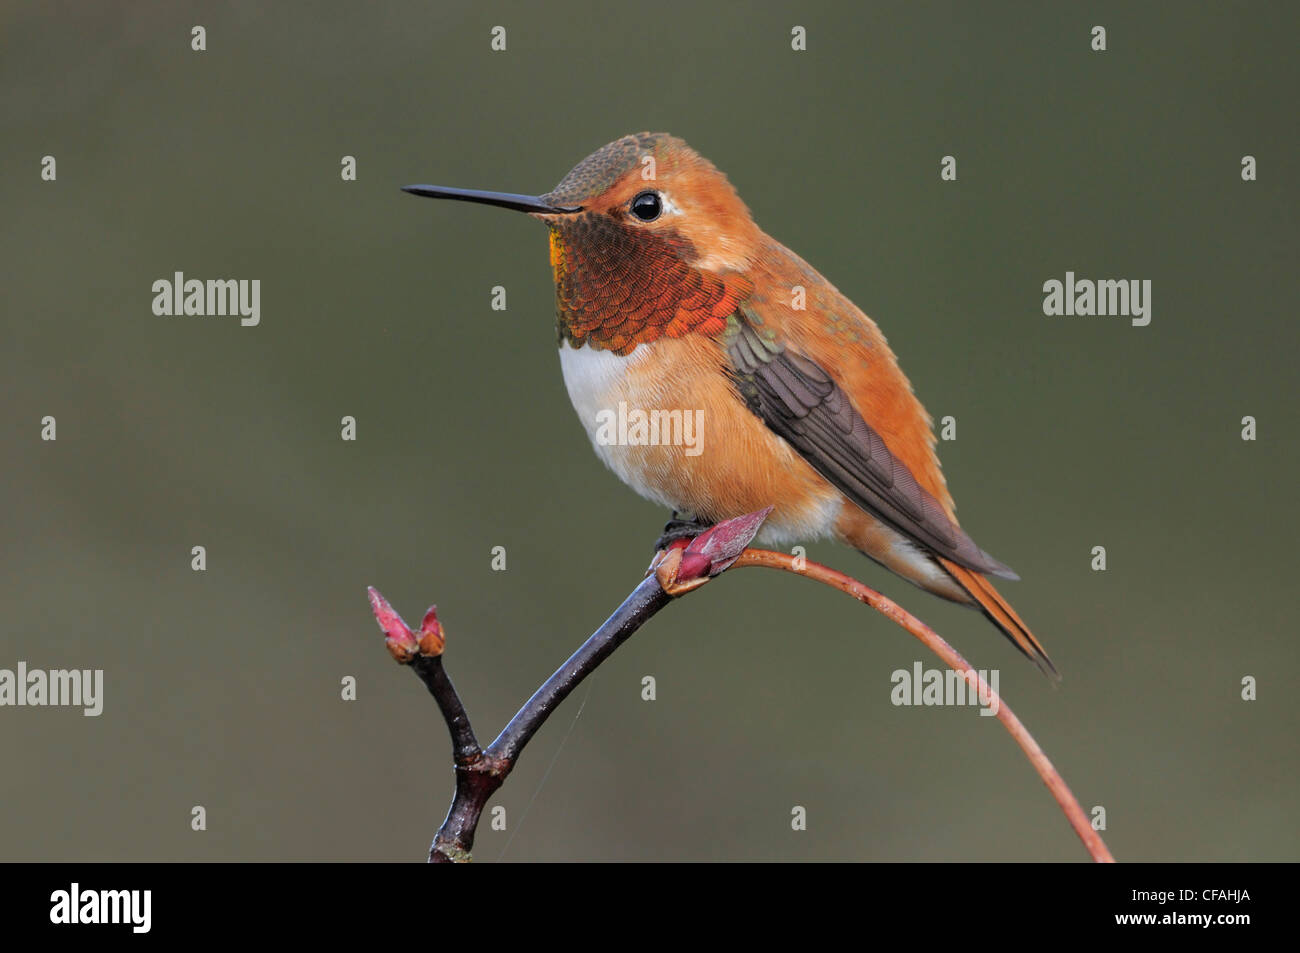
(3, 1, 1296, 861)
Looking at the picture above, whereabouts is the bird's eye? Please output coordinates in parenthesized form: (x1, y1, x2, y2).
(630, 190, 662, 222)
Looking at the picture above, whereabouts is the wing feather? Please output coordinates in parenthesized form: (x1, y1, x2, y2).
(724, 313, 1017, 579)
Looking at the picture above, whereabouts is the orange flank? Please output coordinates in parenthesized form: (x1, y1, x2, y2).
(405, 132, 1057, 676)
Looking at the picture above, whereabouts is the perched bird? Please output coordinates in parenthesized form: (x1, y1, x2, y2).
(405, 133, 1055, 676)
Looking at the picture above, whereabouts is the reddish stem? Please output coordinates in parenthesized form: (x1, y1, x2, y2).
(731, 548, 1115, 863)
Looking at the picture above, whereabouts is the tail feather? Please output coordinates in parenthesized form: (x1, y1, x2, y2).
(937, 557, 1059, 681)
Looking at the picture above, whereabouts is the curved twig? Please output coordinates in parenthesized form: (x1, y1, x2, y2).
(367, 507, 1114, 863)
(730, 548, 1115, 863)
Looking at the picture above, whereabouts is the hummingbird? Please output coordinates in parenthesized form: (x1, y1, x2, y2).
(404, 133, 1056, 677)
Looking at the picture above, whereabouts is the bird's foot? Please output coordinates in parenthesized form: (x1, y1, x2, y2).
(652, 512, 716, 552)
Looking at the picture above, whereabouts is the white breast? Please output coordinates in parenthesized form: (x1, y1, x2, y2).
(557, 339, 646, 426)
(556, 340, 681, 511)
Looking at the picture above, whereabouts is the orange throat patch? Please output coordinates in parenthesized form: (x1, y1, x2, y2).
(548, 215, 751, 355)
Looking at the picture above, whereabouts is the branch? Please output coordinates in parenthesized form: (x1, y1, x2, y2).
(490, 575, 670, 765)
(729, 548, 1115, 863)
(366, 509, 768, 862)
(367, 507, 1114, 863)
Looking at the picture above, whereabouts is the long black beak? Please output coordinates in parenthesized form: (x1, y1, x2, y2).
(401, 185, 581, 214)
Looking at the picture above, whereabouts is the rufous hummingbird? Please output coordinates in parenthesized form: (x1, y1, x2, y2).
(405, 133, 1056, 677)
